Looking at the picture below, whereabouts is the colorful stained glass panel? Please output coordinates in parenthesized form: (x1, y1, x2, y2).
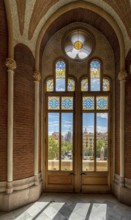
(68, 78, 75, 91)
(48, 97, 60, 110)
(83, 96, 94, 110)
(56, 61, 66, 91)
(90, 60, 100, 91)
(96, 96, 108, 110)
(81, 79, 88, 91)
(103, 78, 110, 91)
(46, 79, 54, 91)
(61, 97, 73, 110)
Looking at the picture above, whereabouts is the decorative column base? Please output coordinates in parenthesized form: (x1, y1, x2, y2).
(0, 173, 42, 211)
(6, 181, 13, 194)
(113, 174, 131, 205)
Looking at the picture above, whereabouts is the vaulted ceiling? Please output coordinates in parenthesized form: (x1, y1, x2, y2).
(15, 0, 131, 40)
(7, 0, 131, 59)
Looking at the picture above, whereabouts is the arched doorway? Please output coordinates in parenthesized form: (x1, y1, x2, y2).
(42, 23, 114, 193)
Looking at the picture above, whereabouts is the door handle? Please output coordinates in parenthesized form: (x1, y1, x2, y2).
(81, 172, 86, 175)
(69, 172, 75, 175)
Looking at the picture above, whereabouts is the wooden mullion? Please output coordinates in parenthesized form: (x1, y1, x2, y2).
(59, 110, 61, 171)
(94, 96, 96, 172)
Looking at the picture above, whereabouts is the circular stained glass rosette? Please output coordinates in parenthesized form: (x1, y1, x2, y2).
(64, 29, 94, 61)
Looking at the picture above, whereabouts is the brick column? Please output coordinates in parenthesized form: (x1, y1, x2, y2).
(118, 71, 127, 186)
(5, 58, 16, 193)
(33, 71, 41, 185)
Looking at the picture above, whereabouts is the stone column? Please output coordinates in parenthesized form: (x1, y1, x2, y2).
(118, 71, 127, 186)
(33, 71, 41, 185)
(5, 58, 16, 193)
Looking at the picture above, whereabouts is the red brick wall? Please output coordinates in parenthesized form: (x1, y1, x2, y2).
(125, 50, 131, 178)
(14, 44, 35, 180)
(0, 1, 8, 181)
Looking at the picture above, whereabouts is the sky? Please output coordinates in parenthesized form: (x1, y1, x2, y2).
(48, 112, 108, 135)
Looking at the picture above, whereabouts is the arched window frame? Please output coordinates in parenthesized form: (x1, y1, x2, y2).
(46, 58, 76, 93)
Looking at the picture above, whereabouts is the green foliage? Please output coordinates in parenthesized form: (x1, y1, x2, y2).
(48, 137, 72, 160)
(48, 136, 59, 160)
(61, 141, 72, 154)
(84, 145, 92, 157)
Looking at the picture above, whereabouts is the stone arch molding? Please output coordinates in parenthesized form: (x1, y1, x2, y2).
(5, 0, 131, 61)
(35, 1, 125, 73)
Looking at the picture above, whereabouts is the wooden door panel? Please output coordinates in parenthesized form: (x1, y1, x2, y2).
(46, 172, 74, 192)
(81, 172, 109, 193)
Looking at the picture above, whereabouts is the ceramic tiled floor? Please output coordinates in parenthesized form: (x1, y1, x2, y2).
(0, 193, 131, 220)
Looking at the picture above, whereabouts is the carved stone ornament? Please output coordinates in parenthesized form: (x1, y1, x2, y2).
(5, 58, 16, 70)
(118, 71, 127, 81)
(33, 71, 41, 82)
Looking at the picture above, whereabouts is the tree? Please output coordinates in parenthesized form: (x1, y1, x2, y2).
(61, 141, 72, 157)
(48, 136, 59, 160)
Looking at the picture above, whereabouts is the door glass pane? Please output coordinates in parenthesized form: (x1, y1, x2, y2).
(61, 113, 73, 171)
(90, 60, 100, 91)
(56, 61, 66, 91)
(96, 113, 108, 171)
(48, 113, 59, 170)
(82, 113, 94, 171)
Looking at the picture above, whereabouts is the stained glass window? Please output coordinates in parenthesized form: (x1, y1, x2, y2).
(90, 60, 101, 91)
(83, 96, 94, 110)
(81, 78, 88, 91)
(55, 61, 66, 91)
(61, 97, 73, 110)
(68, 78, 75, 91)
(96, 96, 108, 110)
(46, 79, 54, 92)
(48, 97, 60, 110)
(103, 78, 110, 91)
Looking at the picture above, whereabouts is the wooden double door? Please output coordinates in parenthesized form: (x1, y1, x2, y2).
(44, 92, 110, 193)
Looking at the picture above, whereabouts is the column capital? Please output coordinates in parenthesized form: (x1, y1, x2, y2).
(5, 58, 16, 71)
(33, 71, 41, 82)
(118, 70, 127, 81)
